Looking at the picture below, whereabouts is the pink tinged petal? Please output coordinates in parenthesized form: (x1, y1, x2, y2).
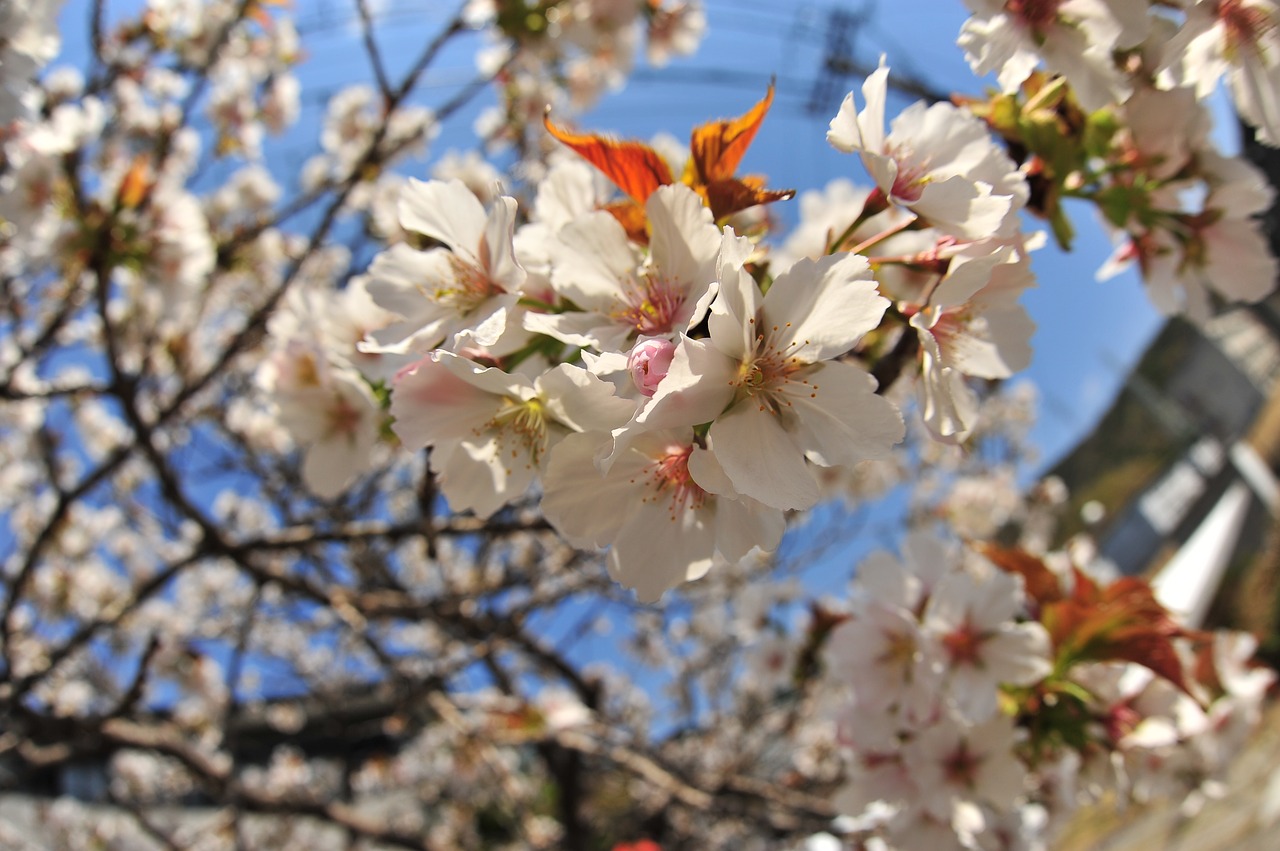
(537, 363, 636, 433)
(542, 431, 637, 547)
(762, 253, 888, 361)
(479, 195, 526, 293)
(787, 361, 905, 468)
(710, 402, 818, 511)
(398, 178, 487, 262)
(389, 355, 502, 452)
(634, 336, 736, 431)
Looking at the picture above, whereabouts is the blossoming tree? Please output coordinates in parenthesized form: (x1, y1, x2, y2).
(2, 1, 1278, 849)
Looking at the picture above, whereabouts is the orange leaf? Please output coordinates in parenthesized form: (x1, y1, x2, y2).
(687, 83, 775, 186)
(703, 176, 795, 222)
(1043, 574, 1194, 695)
(117, 154, 152, 210)
(979, 544, 1065, 606)
(544, 115, 673, 204)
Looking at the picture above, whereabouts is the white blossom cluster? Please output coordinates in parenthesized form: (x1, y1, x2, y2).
(814, 533, 1275, 850)
(961, 0, 1280, 322)
(353, 61, 1044, 600)
(2, 1, 1279, 849)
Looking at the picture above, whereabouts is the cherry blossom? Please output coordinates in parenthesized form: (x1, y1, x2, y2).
(391, 350, 634, 517)
(958, 0, 1148, 112)
(365, 178, 530, 355)
(542, 428, 784, 600)
(827, 60, 1028, 238)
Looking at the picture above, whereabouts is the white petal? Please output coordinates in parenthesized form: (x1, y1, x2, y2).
(787, 361, 904, 467)
(707, 250, 762, 362)
(647, 183, 722, 298)
(609, 505, 716, 602)
(549, 211, 639, 310)
(714, 496, 785, 563)
(390, 355, 498, 451)
(915, 176, 1012, 238)
(438, 434, 537, 517)
(763, 253, 888, 361)
(826, 58, 888, 154)
(711, 403, 818, 511)
(538, 363, 637, 433)
(398, 178, 487, 263)
(542, 431, 637, 547)
(481, 194, 527, 293)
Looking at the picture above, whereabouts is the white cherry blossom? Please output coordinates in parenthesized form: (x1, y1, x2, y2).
(627, 249, 904, 511)
(958, 0, 1148, 112)
(364, 178, 529, 356)
(827, 60, 1028, 238)
(542, 428, 784, 601)
(391, 350, 634, 517)
(528, 182, 727, 351)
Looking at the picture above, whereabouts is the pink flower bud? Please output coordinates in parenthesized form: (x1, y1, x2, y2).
(627, 337, 676, 397)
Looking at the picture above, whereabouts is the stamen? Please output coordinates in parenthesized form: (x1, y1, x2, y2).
(612, 270, 687, 336)
(433, 254, 500, 313)
(637, 444, 707, 519)
(481, 397, 549, 468)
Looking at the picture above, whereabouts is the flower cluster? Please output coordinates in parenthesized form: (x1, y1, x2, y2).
(959, 0, 1280, 322)
(363, 70, 1048, 599)
(817, 534, 1276, 850)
